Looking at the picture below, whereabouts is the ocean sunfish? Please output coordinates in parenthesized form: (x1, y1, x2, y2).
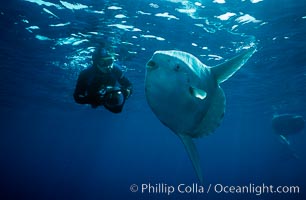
(272, 114, 304, 159)
(272, 114, 305, 136)
(145, 48, 256, 183)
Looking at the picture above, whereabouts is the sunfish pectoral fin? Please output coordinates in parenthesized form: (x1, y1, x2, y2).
(189, 87, 207, 100)
(210, 47, 256, 84)
(178, 134, 204, 184)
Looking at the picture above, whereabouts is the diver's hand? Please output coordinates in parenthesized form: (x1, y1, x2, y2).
(121, 88, 131, 99)
(74, 93, 89, 104)
(88, 93, 105, 108)
(122, 88, 131, 99)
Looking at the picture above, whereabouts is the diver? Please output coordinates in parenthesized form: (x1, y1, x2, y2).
(73, 45, 133, 113)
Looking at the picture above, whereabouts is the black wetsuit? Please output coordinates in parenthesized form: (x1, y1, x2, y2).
(73, 64, 132, 112)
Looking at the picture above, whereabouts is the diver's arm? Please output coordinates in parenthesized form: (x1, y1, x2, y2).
(113, 66, 133, 98)
(73, 70, 90, 104)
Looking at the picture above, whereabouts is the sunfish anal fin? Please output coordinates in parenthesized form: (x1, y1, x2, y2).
(178, 134, 204, 184)
(279, 134, 290, 146)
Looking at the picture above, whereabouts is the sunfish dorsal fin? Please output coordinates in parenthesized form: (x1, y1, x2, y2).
(178, 134, 204, 184)
(210, 47, 256, 84)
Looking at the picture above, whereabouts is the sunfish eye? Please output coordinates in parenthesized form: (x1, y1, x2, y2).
(147, 60, 156, 67)
(147, 60, 158, 69)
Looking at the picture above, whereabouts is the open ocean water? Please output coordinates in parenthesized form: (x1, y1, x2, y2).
(0, 0, 305, 199)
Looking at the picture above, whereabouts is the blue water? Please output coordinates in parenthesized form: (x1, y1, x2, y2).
(1, 0, 306, 199)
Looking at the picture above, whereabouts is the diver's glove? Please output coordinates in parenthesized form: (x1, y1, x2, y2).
(122, 88, 132, 99)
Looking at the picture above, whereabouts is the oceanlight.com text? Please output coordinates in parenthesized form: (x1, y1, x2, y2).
(214, 183, 299, 196)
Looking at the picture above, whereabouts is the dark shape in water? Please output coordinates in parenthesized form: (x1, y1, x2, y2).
(272, 114, 305, 136)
